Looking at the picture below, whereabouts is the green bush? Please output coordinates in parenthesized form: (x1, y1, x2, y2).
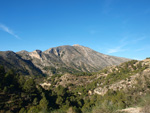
(39, 97, 49, 110)
(27, 106, 40, 113)
(23, 79, 36, 93)
(19, 108, 27, 113)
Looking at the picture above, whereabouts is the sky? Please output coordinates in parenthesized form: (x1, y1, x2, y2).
(0, 0, 150, 60)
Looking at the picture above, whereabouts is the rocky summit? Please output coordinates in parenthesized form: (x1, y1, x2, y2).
(0, 45, 130, 76)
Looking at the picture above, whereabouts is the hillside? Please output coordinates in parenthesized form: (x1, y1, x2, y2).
(0, 51, 43, 76)
(17, 45, 130, 75)
(1, 58, 150, 113)
(40, 58, 150, 113)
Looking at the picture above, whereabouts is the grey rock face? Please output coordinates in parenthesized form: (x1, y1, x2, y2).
(0, 45, 130, 76)
(17, 45, 130, 75)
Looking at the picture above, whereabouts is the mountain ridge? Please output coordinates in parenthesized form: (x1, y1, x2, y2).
(0, 51, 43, 75)
(1, 44, 130, 76)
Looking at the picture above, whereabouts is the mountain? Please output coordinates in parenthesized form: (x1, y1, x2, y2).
(0, 51, 43, 76)
(0, 45, 130, 76)
(16, 44, 130, 75)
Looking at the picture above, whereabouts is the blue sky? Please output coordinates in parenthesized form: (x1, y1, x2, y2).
(0, 0, 150, 60)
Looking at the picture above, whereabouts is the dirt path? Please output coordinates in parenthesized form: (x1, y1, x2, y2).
(119, 107, 143, 113)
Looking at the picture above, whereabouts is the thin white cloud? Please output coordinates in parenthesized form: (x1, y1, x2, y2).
(120, 36, 146, 45)
(107, 35, 146, 54)
(107, 47, 120, 53)
(107, 46, 126, 54)
(132, 37, 146, 43)
(107, 37, 128, 54)
(0, 23, 20, 39)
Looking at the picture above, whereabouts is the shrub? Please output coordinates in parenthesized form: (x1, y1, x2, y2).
(23, 79, 36, 93)
(27, 106, 40, 113)
(39, 97, 49, 110)
(19, 108, 27, 113)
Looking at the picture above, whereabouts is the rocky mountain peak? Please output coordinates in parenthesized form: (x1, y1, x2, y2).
(1, 51, 17, 57)
(17, 50, 29, 54)
(34, 50, 42, 54)
(0, 45, 131, 75)
(29, 50, 42, 59)
(73, 44, 82, 47)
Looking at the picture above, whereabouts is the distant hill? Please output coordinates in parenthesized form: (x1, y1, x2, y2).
(0, 45, 130, 76)
(0, 51, 43, 76)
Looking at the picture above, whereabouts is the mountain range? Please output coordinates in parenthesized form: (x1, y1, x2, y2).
(0, 44, 130, 76)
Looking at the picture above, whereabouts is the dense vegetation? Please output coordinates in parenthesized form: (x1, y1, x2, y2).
(0, 59, 150, 113)
(43, 66, 82, 75)
(0, 66, 85, 113)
